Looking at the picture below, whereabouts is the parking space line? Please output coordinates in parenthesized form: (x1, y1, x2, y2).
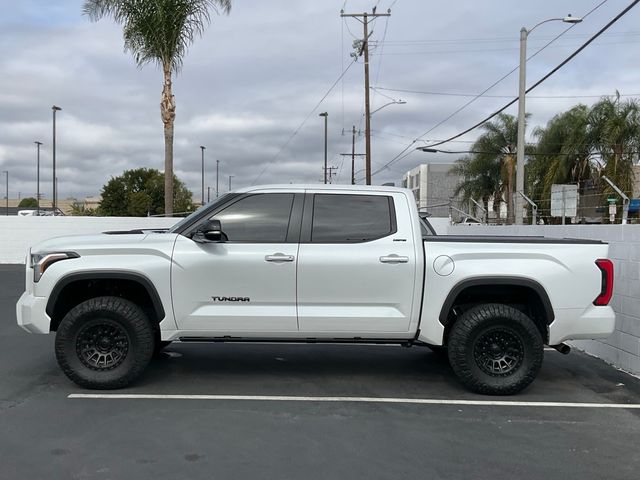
(67, 394, 640, 409)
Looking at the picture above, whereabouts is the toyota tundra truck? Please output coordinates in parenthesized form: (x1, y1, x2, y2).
(16, 185, 615, 395)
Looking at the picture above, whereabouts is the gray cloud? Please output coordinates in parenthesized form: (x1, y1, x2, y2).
(1, 0, 639, 201)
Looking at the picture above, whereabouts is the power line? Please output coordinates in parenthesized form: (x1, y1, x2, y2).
(372, 18, 581, 176)
(372, 86, 640, 99)
(372, 0, 614, 177)
(372, 30, 640, 46)
(369, 38, 640, 55)
(370, 15, 391, 109)
(421, 0, 639, 151)
(252, 59, 358, 185)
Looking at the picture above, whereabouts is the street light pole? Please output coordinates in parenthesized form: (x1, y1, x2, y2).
(200, 146, 206, 205)
(319, 112, 328, 184)
(52, 105, 61, 212)
(35, 141, 42, 215)
(228, 175, 234, 191)
(351, 125, 356, 185)
(2, 171, 8, 216)
(515, 15, 582, 225)
(216, 160, 220, 198)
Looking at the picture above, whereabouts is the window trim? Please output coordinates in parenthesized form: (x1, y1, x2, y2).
(300, 193, 397, 244)
(184, 193, 304, 244)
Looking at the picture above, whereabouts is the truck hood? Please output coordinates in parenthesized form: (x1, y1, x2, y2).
(31, 232, 178, 256)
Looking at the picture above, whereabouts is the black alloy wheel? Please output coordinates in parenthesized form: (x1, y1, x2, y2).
(473, 327, 524, 376)
(76, 320, 130, 371)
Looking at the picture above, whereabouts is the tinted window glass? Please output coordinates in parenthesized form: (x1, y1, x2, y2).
(312, 194, 394, 243)
(170, 193, 233, 234)
(210, 194, 294, 242)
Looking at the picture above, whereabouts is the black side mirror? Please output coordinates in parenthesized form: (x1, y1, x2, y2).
(196, 219, 227, 242)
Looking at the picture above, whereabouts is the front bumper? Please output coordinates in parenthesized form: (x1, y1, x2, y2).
(16, 291, 51, 334)
(549, 305, 616, 345)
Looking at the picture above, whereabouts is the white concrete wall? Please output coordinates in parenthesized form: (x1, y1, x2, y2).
(448, 224, 640, 376)
(0, 216, 178, 264)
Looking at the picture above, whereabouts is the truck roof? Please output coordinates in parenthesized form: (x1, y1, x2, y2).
(235, 184, 408, 194)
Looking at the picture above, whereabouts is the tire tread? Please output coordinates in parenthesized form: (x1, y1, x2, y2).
(55, 296, 154, 389)
(447, 303, 543, 395)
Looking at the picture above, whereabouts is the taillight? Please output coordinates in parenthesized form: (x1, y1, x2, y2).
(594, 259, 614, 306)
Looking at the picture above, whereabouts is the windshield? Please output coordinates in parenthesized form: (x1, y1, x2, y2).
(168, 193, 232, 233)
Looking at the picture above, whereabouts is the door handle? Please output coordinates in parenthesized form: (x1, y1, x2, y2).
(265, 253, 295, 263)
(379, 254, 409, 264)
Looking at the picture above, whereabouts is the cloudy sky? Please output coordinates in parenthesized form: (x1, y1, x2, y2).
(1, 0, 639, 201)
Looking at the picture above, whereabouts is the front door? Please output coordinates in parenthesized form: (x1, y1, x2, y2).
(171, 191, 303, 334)
(297, 191, 418, 335)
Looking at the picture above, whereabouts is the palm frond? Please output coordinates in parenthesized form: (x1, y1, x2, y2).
(83, 0, 231, 72)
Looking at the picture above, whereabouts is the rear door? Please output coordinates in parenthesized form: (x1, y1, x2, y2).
(296, 190, 418, 336)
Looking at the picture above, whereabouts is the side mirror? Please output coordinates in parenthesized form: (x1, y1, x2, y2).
(196, 219, 227, 242)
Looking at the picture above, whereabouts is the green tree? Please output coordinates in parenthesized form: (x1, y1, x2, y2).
(83, 0, 232, 216)
(18, 197, 38, 208)
(451, 113, 525, 223)
(71, 202, 98, 216)
(589, 95, 640, 197)
(525, 96, 639, 220)
(450, 154, 500, 218)
(99, 168, 194, 216)
(528, 105, 597, 217)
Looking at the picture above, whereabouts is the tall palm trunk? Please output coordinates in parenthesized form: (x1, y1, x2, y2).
(161, 64, 176, 216)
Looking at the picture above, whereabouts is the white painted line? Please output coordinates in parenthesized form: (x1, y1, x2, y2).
(67, 394, 640, 409)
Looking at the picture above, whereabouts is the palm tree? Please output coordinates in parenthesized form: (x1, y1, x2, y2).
(589, 95, 640, 197)
(451, 154, 500, 218)
(83, 0, 232, 215)
(529, 104, 597, 216)
(451, 113, 523, 223)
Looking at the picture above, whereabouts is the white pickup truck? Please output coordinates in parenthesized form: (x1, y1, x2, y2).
(16, 185, 615, 395)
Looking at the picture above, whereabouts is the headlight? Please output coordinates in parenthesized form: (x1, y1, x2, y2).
(31, 252, 80, 282)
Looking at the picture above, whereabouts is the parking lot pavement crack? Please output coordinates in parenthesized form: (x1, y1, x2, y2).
(0, 370, 60, 414)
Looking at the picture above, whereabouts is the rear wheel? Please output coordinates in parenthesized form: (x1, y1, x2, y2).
(55, 296, 155, 389)
(447, 303, 543, 395)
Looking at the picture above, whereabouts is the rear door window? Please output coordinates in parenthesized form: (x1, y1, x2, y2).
(311, 194, 396, 243)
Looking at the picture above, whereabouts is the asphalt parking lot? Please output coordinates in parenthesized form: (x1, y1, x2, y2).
(1, 264, 640, 480)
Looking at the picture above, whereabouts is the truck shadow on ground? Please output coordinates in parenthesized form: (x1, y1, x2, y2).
(137, 343, 465, 396)
(126, 342, 640, 403)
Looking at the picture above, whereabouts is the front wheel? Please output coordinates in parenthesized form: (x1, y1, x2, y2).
(55, 296, 155, 389)
(447, 303, 543, 395)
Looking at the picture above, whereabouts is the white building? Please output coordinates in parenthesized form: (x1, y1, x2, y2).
(401, 163, 463, 217)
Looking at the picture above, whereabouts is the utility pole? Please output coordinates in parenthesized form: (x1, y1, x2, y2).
(340, 125, 365, 185)
(207, 186, 211, 203)
(228, 175, 234, 191)
(342, 8, 391, 185)
(216, 160, 220, 198)
(325, 166, 339, 184)
(52, 105, 61, 211)
(35, 141, 42, 215)
(319, 112, 328, 184)
(200, 146, 206, 205)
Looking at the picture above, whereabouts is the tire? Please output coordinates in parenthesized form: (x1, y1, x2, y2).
(447, 303, 543, 395)
(55, 296, 155, 389)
